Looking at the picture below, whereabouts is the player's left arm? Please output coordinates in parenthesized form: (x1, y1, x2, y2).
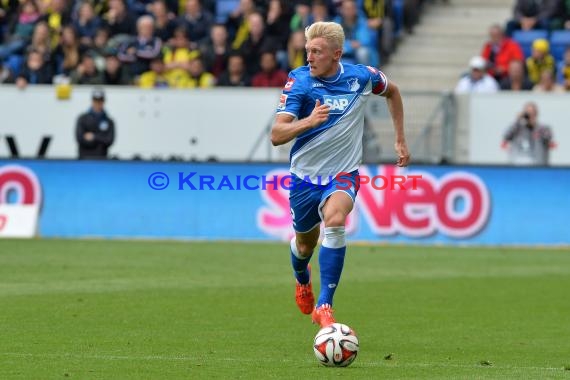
(381, 81, 411, 167)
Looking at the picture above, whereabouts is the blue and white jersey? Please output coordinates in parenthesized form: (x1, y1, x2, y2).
(276, 62, 388, 185)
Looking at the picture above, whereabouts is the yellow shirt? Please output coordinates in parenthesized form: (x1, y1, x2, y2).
(186, 72, 216, 88)
(139, 71, 171, 88)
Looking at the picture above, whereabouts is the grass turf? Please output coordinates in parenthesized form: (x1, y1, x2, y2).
(1, 239, 570, 379)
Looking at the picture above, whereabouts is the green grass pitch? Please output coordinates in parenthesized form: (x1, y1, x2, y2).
(1, 239, 570, 379)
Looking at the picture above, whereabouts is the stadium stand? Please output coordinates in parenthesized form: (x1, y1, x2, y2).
(512, 29, 549, 58)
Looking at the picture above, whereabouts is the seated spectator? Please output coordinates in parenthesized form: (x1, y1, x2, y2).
(251, 50, 288, 87)
(454, 56, 499, 94)
(556, 47, 570, 90)
(361, 0, 394, 65)
(138, 54, 170, 88)
(150, 0, 177, 43)
(40, 0, 71, 50)
(311, 0, 330, 24)
(533, 69, 565, 92)
(287, 29, 306, 70)
(505, 0, 559, 36)
(73, 1, 102, 47)
(227, 0, 258, 50)
(102, 49, 131, 84)
(240, 12, 279, 75)
(27, 21, 53, 65)
(103, 0, 137, 37)
(289, 0, 311, 32)
(217, 52, 251, 86)
(199, 23, 230, 79)
(89, 26, 111, 70)
(0, 60, 15, 83)
(0, 0, 41, 60)
(71, 52, 103, 84)
(526, 38, 556, 84)
(163, 26, 199, 86)
(117, 14, 162, 78)
(500, 59, 534, 90)
(186, 56, 215, 88)
(0, 0, 19, 45)
(334, 0, 378, 66)
(265, 0, 291, 53)
(52, 25, 87, 75)
(16, 48, 53, 88)
(481, 24, 524, 81)
(178, 0, 214, 46)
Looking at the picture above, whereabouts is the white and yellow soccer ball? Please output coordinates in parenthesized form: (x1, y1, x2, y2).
(313, 323, 359, 367)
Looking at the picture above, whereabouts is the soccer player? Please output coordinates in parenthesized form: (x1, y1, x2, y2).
(271, 21, 410, 328)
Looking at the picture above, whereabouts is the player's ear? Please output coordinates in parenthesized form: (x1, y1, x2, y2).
(333, 49, 342, 62)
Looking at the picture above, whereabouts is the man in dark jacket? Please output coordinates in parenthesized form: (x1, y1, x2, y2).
(75, 88, 115, 159)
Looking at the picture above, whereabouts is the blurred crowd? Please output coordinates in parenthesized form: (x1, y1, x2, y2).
(0, 0, 429, 88)
(456, 0, 570, 94)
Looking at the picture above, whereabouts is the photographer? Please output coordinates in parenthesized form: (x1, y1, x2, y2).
(502, 102, 554, 166)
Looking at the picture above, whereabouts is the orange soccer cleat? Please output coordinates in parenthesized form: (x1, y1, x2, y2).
(312, 303, 336, 328)
(295, 265, 315, 315)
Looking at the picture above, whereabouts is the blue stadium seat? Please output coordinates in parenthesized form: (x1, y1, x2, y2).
(216, 0, 239, 23)
(512, 29, 549, 58)
(550, 30, 570, 62)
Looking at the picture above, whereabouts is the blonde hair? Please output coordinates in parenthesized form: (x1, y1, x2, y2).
(305, 22, 345, 51)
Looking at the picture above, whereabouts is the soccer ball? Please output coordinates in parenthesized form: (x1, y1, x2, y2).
(313, 323, 359, 367)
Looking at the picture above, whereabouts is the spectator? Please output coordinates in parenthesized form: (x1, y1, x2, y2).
(287, 29, 306, 70)
(226, 0, 257, 50)
(556, 46, 570, 90)
(454, 56, 499, 93)
(289, 0, 312, 32)
(0, 0, 41, 61)
(251, 50, 287, 87)
(16, 48, 52, 88)
(240, 12, 279, 75)
(481, 24, 525, 81)
(75, 88, 115, 160)
(361, 0, 394, 65)
(163, 26, 197, 87)
(178, 0, 213, 45)
(335, 0, 377, 66)
(73, 1, 102, 47)
(526, 38, 556, 84)
(186, 56, 215, 88)
(71, 52, 103, 84)
(117, 14, 162, 78)
(265, 0, 291, 52)
(139, 54, 170, 87)
(53, 25, 85, 75)
(103, 0, 137, 37)
(40, 0, 71, 50)
(150, 0, 177, 43)
(199, 23, 230, 79)
(500, 59, 534, 90)
(0, 0, 19, 45)
(89, 26, 112, 70)
(311, 0, 330, 23)
(27, 21, 53, 65)
(502, 102, 554, 165)
(505, 0, 559, 36)
(533, 69, 565, 92)
(102, 48, 131, 84)
(217, 52, 251, 86)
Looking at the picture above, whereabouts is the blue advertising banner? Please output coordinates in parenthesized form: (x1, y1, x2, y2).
(0, 160, 568, 245)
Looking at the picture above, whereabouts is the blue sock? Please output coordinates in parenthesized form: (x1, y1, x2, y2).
(317, 227, 346, 307)
(290, 238, 312, 285)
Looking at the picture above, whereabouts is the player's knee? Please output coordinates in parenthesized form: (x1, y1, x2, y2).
(296, 240, 316, 256)
(324, 210, 346, 227)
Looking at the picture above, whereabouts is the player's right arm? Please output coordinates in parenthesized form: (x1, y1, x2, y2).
(271, 99, 330, 146)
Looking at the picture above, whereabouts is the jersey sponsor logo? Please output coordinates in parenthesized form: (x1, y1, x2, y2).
(322, 94, 356, 114)
(347, 78, 360, 92)
(283, 78, 295, 91)
(277, 94, 288, 110)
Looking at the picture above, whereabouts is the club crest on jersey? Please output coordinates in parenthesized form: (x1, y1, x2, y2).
(283, 78, 295, 91)
(277, 94, 288, 110)
(323, 94, 356, 114)
(347, 78, 360, 92)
